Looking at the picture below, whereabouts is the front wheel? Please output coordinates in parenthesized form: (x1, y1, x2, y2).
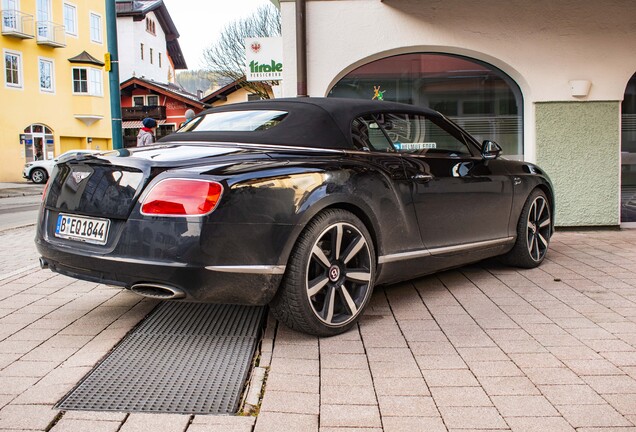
(270, 209, 376, 336)
(501, 189, 552, 268)
(30, 168, 48, 184)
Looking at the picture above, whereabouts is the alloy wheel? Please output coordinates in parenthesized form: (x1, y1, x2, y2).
(305, 222, 372, 327)
(526, 195, 551, 261)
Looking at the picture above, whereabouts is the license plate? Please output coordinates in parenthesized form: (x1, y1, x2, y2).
(55, 213, 110, 245)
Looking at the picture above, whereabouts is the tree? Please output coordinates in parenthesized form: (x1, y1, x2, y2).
(202, 4, 281, 99)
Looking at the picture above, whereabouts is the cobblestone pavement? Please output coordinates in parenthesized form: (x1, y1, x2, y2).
(0, 226, 635, 431)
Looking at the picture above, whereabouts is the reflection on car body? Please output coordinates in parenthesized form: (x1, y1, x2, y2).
(35, 98, 554, 336)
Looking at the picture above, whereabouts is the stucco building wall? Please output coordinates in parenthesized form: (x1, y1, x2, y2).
(280, 0, 636, 226)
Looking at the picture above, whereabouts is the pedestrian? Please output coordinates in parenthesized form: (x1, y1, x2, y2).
(137, 118, 157, 146)
(180, 109, 195, 128)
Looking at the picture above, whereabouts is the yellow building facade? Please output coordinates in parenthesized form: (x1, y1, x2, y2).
(0, 0, 112, 182)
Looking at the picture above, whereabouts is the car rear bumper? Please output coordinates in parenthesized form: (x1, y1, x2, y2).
(36, 244, 283, 305)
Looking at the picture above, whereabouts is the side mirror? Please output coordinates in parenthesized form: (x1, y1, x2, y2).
(481, 140, 502, 160)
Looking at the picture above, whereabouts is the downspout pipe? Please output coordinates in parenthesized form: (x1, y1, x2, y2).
(106, 0, 123, 149)
(296, 0, 308, 97)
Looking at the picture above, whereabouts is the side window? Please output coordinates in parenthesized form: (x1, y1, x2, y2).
(379, 113, 472, 156)
(351, 116, 394, 152)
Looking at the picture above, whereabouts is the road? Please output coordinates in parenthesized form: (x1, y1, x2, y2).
(0, 194, 41, 231)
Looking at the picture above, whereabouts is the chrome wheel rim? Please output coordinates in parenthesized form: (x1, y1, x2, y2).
(526, 196, 551, 262)
(305, 222, 372, 327)
(32, 170, 45, 183)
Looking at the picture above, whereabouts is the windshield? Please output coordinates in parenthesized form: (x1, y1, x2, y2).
(178, 110, 288, 133)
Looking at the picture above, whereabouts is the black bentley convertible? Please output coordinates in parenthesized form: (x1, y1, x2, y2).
(36, 98, 554, 336)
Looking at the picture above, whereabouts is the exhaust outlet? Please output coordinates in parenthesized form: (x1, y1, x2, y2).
(130, 283, 186, 300)
(39, 257, 49, 270)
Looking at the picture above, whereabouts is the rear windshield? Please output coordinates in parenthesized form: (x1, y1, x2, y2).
(178, 110, 288, 133)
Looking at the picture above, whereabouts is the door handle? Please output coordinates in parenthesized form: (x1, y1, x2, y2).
(411, 174, 433, 182)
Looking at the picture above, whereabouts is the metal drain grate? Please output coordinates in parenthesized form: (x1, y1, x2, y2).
(57, 302, 266, 414)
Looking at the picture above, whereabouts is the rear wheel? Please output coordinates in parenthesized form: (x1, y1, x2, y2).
(270, 209, 375, 336)
(502, 189, 552, 268)
(30, 168, 48, 184)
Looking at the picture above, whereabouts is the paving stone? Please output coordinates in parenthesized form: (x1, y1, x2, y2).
(439, 406, 508, 429)
(266, 371, 319, 394)
(321, 367, 373, 387)
(269, 357, 319, 376)
(254, 412, 317, 432)
(539, 384, 608, 405)
(583, 375, 636, 394)
(415, 354, 467, 370)
(119, 413, 191, 432)
(320, 385, 377, 405)
(320, 404, 381, 428)
(505, 416, 576, 432)
(523, 367, 584, 385)
(49, 419, 121, 432)
(368, 360, 421, 378)
(382, 416, 446, 432)
(478, 376, 541, 396)
(0, 404, 59, 430)
(320, 353, 369, 369)
(491, 395, 559, 417)
(421, 369, 480, 387)
(557, 404, 633, 428)
(429, 386, 492, 407)
(377, 395, 439, 417)
(62, 411, 128, 421)
(467, 360, 524, 377)
(374, 377, 430, 396)
(271, 342, 319, 360)
(260, 390, 319, 415)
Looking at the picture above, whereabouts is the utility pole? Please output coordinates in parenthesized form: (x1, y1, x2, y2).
(105, 0, 123, 149)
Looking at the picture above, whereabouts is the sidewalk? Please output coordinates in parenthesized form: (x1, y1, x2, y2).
(0, 227, 635, 431)
(0, 182, 45, 199)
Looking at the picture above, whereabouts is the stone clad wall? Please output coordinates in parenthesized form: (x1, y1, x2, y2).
(535, 102, 620, 226)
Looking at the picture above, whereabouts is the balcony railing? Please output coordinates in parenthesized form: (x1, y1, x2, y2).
(36, 20, 65, 47)
(122, 106, 167, 121)
(1, 9, 34, 39)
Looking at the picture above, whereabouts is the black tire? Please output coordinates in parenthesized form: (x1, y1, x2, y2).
(501, 189, 552, 268)
(270, 209, 376, 336)
(30, 168, 48, 184)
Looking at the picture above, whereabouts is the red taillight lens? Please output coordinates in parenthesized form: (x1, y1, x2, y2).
(41, 181, 49, 202)
(140, 179, 223, 216)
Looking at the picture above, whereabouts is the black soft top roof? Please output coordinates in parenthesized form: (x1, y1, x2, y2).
(159, 97, 441, 149)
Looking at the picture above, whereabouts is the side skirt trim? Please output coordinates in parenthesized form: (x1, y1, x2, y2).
(378, 237, 515, 264)
(206, 265, 286, 275)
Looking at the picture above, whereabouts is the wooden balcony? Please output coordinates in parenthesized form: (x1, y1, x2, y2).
(122, 105, 167, 121)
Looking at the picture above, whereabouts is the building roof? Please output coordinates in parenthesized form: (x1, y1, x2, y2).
(200, 77, 271, 104)
(120, 77, 210, 109)
(115, 0, 187, 70)
(68, 51, 105, 67)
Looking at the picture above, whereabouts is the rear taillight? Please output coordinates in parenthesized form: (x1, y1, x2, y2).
(41, 181, 49, 202)
(140, 179, 223, 216)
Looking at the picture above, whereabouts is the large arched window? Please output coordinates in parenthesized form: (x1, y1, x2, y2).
(328, 53, 523, 158)
(622, 73, 636, 223)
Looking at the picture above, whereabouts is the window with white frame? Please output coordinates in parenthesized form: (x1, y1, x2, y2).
(4, 50, 22, 88)
(89, 68, 102, 95)
(72, 66, 102, 96)
(133, 96, 144, 106)
(159, 53, 162, 68)
(89, 12, 102, 43)
(63, 3, 77, 36)
(39, 58, 54, 92)
(149, 48, 153, 65)
(146, 95, 159, 106)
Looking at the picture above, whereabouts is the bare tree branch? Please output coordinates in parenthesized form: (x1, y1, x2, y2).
(202, 5, 281, 99)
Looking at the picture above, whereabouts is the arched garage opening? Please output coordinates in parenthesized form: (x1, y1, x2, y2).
(328, 53, 523, 159)
(622, 72, 636, 223)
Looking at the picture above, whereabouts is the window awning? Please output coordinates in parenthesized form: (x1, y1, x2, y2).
(121, 119, 167, 129)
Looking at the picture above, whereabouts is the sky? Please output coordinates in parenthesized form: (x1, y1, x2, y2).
(161, 0, 273, 70)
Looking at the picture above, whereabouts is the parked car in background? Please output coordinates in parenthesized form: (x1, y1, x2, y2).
(35, 98, 554, 336)
(23, 150, 102, 184)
